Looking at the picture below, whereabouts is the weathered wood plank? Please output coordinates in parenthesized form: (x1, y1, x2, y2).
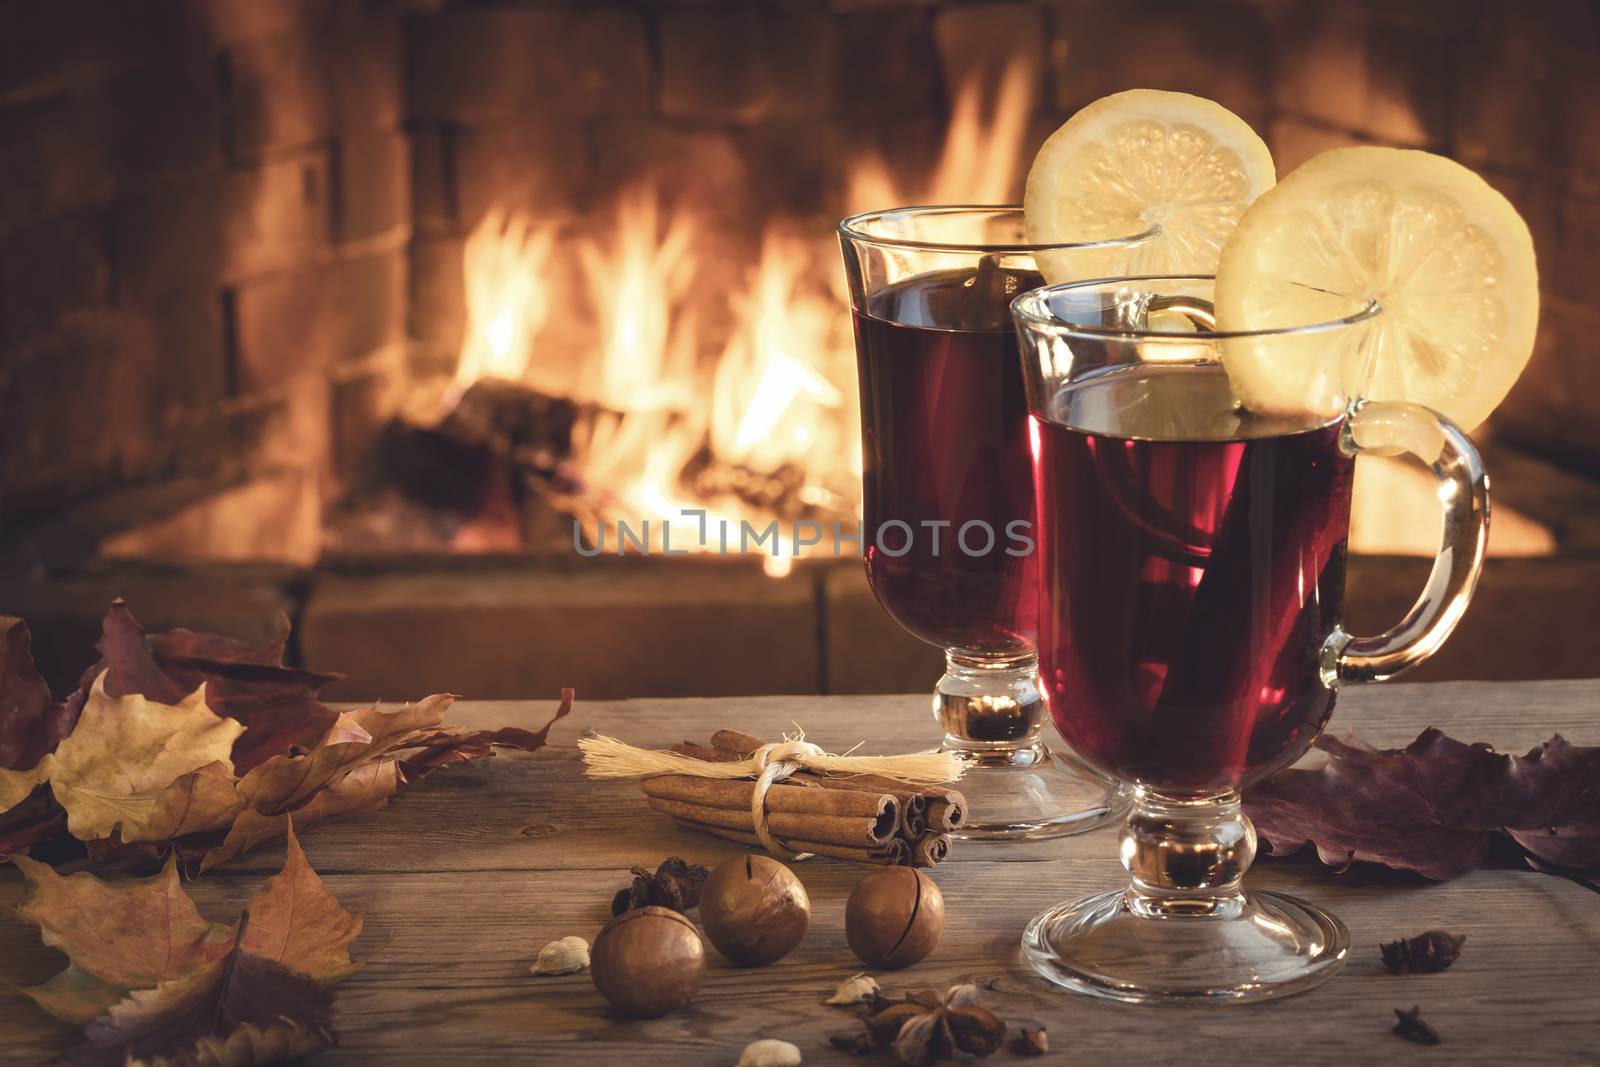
(1, 680, 1597, 1064)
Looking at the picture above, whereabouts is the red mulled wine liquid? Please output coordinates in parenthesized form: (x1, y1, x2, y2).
(1032, 364, 1355, 794)
(853, 263, 1041, 653)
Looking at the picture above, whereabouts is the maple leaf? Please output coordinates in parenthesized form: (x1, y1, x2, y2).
(10, 852, 235, 1023)
(1245, 728, 1600, 879)
(239, 825, 364, 980)
(44, 674, 245, 842)
(10, 824, 364, 1029)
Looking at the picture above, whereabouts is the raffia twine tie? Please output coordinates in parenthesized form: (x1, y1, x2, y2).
(579, 731, 963, 862)
(745, 739, 825, 859)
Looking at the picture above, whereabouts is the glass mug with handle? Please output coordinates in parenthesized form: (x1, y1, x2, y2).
(837, 206, 1152, 840)
(1011, 275, 1489, 1003)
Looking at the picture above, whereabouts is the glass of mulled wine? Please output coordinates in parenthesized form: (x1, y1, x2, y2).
(1011, 276, 1490, 1003)
(837, 206, 1150, 840)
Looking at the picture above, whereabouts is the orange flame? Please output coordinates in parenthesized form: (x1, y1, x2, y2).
(847, 56, 1038, 212)
(450, 208, 556, 402)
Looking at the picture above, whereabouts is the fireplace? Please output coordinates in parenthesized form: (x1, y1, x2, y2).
(2, 0, 1598, 701)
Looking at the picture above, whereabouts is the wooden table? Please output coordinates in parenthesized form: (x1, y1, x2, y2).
(3, 681, 1598, 1064)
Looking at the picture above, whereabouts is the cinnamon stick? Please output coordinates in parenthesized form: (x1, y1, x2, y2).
(912, 831, 951, 868)
(645, 797, 895, 847)
(794, 774, 929, 837)
(925, 790, 967, 832)
(641, 775, 901, 838)
(670, 741, 742, 763)
(672, 818, 913, 867)
(707, 730, 963, 834)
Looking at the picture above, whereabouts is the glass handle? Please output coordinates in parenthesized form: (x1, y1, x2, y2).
(1322, 400, 1491, 686)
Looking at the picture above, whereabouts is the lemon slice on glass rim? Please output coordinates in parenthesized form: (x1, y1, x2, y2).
(1023, 88, 1276, 281)
(1214, 146, 1539, 432)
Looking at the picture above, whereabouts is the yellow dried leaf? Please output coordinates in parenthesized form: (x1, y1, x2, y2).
(48, 672, 245, 841)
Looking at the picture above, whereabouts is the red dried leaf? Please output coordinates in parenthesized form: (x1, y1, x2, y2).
(82, 601, 341, 773)
(0, 785, 68, 854)
(1246, 728, 1600, 879)
(399, 688, 574, 779)
(0, 617, 79, 771)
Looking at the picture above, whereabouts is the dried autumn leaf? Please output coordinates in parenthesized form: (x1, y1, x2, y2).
(0, 784, 68, 855)
(0, 618, 77, 850)
(10, 824, 364, 1028)
(240, 825, 364, 980)
(46, 674, 245, 842)
(1246, 728, 1600, 879)
(1, 600, 575, 870)
(59, 921, 338, 1067)
(236, 696, 455, 817)
(85, 601, 340, 774)
(195, 759, 404, 874)
(130, 762, 248, 844)
(0, 616, 68, 770)
(10, 853, 235, 1023)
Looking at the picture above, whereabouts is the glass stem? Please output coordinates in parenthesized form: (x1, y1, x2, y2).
(933, 649, 1045, 757)
(1121, 788, 1254, 918)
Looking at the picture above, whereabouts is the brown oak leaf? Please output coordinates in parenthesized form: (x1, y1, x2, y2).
(1246, 728, 1600, 879)
(59, 918, 338, 1067)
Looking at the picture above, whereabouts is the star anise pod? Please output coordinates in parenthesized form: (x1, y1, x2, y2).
(1380, 930, 1466, 974)
(860, 984, 1007, 1065)
(1392, 1005, 1442, 1045)
(610, 856, 709, 915)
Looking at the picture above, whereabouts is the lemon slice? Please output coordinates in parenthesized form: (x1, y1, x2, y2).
(1214, 146, 1539, 431)
(1023, 89, 1276, 281)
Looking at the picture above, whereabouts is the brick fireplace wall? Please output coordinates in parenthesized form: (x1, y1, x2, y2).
(1, 0, 413, 567)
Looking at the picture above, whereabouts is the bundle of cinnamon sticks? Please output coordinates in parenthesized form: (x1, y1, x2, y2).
(643, 729, 967, 867)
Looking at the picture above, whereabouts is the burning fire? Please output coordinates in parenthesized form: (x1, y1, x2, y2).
(444, 56, 1551, 572)
(445, 62, 1040, 573)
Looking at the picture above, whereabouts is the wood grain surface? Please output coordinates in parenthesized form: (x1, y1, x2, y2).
(2, 681, 1598, 1065)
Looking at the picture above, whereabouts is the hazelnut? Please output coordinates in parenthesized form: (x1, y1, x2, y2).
(589, 906, 705, 1017)
(699, 855, 811, 966)
(845, 867, 944, 969)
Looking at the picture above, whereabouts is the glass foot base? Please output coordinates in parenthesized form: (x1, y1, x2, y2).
(1022, 888, 1349, 1004)
(947, 742, 1127, 841)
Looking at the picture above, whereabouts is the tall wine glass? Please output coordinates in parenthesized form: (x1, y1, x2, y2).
(1012, 276, 1489, 1001)
(837, 206, 1149, 840)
